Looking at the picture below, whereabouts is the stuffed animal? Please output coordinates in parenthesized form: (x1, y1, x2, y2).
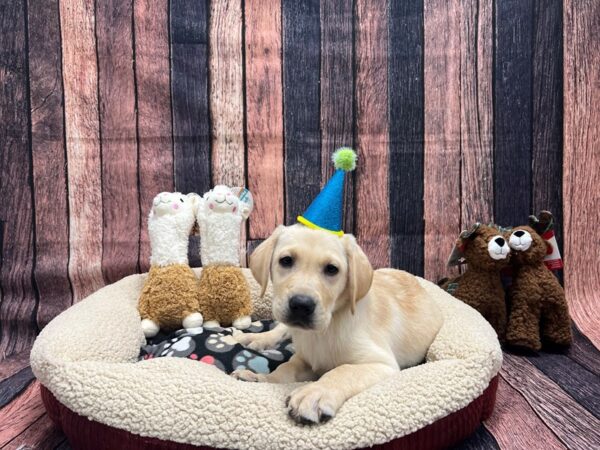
(504, 211, 572, 351)
(440, 223, 511, 339)
(138, 192, 203, 338)
(196, 185, 254, 329)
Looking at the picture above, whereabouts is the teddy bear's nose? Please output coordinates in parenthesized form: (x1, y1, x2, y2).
(514, 230, 525, 238)
(494, 237, 505, 246)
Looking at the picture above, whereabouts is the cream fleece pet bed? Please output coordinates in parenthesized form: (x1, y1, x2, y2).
(31, 269, 502, 450)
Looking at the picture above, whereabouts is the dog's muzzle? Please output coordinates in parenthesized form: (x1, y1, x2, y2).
(286, 295, 316, 328)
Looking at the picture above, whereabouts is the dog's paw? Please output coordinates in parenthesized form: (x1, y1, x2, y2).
(233, 333, 276, 352)
(231, 369, 266, 383)
(286, 383, 341, 425)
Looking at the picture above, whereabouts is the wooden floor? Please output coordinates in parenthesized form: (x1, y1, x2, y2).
(1, 324, 598, 450)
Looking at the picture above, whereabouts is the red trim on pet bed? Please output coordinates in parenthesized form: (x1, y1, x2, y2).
(40, 375, 498, 450)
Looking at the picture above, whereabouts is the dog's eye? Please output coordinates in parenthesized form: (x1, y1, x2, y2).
(279, 256, 294, 268)
(324, 264, 339, 276)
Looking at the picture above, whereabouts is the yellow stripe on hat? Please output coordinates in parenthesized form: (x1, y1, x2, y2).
(297, 216, 344, 236)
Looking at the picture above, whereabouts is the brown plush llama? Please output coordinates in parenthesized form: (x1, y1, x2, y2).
(440, 223, 511, 340)
(504, 212, 572, 351)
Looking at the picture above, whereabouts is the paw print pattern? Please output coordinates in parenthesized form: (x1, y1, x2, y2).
(139, 344, 156, 357)
(232, 350, 271, 374)
(159, 336, 196, 357)
(191, 354, 226, 372)
(205, 333, 238, 353)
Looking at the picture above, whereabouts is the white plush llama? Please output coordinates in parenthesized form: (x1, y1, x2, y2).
(196, 185, 254, 329)
(138, 192, 203, 338)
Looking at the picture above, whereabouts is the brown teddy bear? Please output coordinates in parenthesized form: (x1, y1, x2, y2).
(440, 223, 511, 339)
(504, 211, 572, 351)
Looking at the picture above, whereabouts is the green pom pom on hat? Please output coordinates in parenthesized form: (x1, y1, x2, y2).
(332, 147, 357, 171)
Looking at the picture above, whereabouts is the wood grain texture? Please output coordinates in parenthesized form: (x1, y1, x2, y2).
(0, 0, 37, 358)
(355, 0, 390, 269)
(388, 0, 424, 275)
(563, 0, 600, 349)
(502, 353, 600, 449)
(493, 0, 533, 227)
(282, 0, 321, 225)
(320, 0, 354, 234)
(208, 0, 247, 265)
(209, 0, 245, 187)
(0, 366, 33, 409)
(532, 0, 563, 247)
(59, 0, 105, 301)
(568, 324, 600, 376)
(245, 0, 284, 239)
(423, 0, 461, 281)
(526, 351, 600, 418)
(170, 0, 211, 196)
(134, 0, 174, 272)
(3, 413, 64, 450)
(485, 376, 567, 450)
(0, 349, 31, 383)
(27, 0, 72, 329)
(97, 0, 140, 284)
(460, 0, 493, 227)
(0, 381, 45, 447)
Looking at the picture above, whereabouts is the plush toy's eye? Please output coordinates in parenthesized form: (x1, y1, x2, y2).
(279, 256, 294, 268)
(324, 264, 339, 276)
(180, 198, 184, 203)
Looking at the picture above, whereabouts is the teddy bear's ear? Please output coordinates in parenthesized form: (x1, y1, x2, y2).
(447, 239, 466, 266)
(447, 223, 480, 266)
(529, 211, 553, 235)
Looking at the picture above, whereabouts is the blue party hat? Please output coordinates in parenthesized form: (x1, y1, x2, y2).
(297, 148, 357, 236)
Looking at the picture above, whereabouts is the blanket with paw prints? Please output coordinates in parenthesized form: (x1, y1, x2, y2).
(139, 320, 294, 374)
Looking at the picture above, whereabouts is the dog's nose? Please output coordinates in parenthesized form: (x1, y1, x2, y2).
(514, 230, 525, 238)
(494, 237, 505, 246)
(288, 295, 316, 318)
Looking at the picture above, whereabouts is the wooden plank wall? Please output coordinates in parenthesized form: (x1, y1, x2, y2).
(0, 0, 598, 381)
(563, 0, 600, 349)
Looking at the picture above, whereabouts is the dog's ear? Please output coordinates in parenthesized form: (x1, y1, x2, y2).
(342, 234, 373, 314)
(249, 225, 285, 297)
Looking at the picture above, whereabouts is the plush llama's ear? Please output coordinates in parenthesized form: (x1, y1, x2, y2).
(231, 187, 254, 219)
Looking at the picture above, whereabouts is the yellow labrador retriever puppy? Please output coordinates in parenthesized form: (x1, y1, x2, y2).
(232, 224, 443, 424)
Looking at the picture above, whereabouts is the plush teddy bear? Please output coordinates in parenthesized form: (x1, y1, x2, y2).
(138, 192, 203, 338)
(440, 223, 511, 339)
(196, 185, 254, 329)
(504, 211, 572, 351)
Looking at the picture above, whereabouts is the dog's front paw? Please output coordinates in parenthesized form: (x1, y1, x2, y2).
(231, 369, 266, 383)
(233, 333, 275, 352)
(286, 383, 341, 424)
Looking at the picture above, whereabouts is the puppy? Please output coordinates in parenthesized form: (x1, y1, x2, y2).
(232, 225, 443, 424)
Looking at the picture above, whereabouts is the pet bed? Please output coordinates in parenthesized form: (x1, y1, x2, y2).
(31, 268, 502, 450)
